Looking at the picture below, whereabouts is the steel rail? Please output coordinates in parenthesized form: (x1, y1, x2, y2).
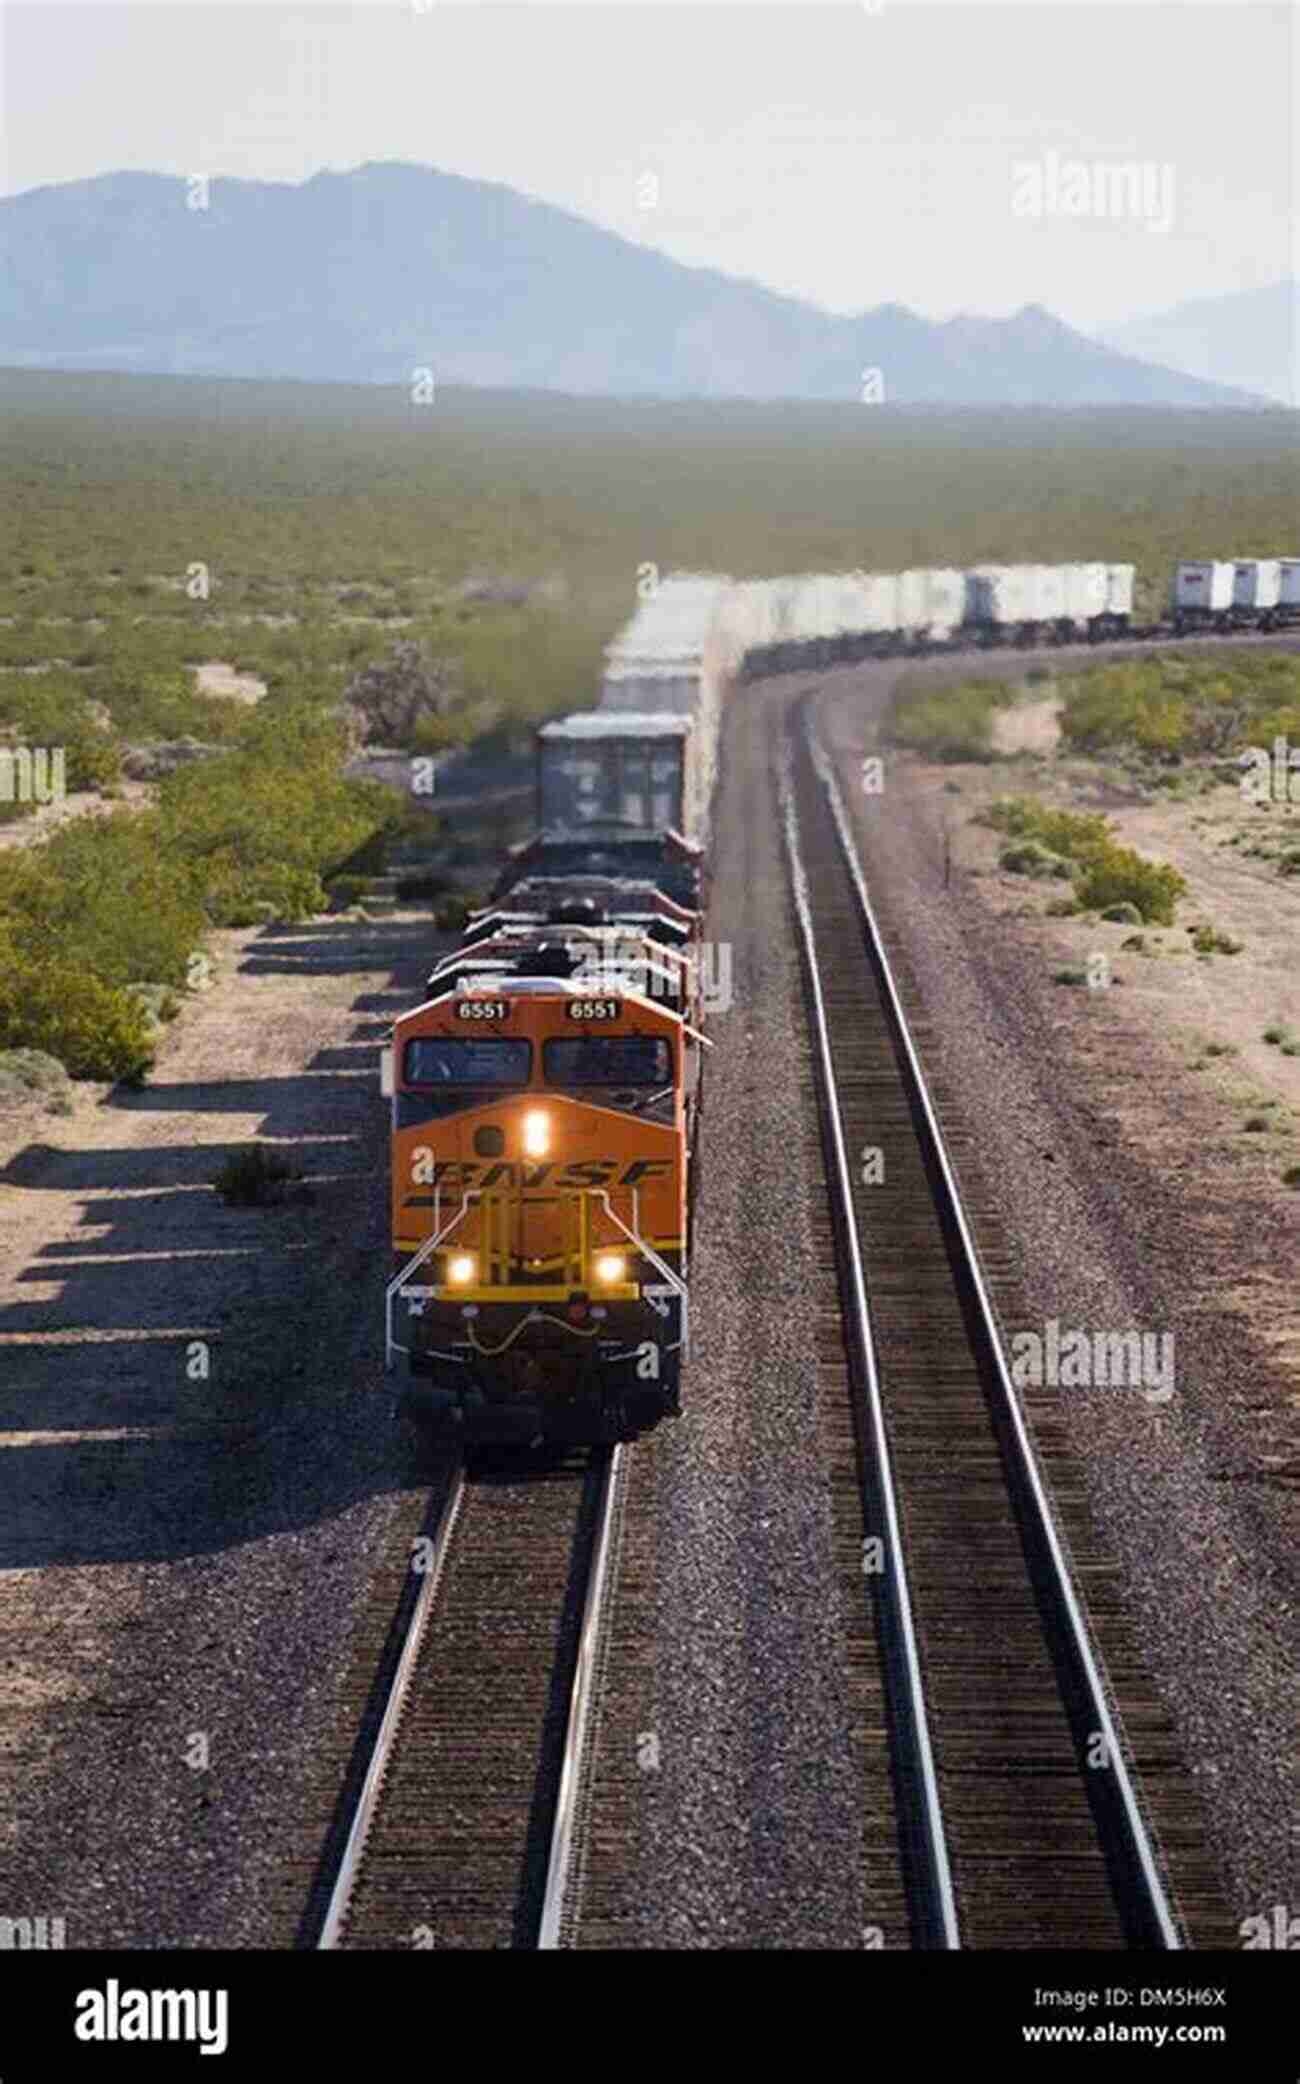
(806, 704, 1181, 1950)
(779, 734, 961, 1951)
(315, 1466, 467, 1949)
(538, 1442, 625, 1950)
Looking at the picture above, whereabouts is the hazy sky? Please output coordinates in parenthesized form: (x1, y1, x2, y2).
(2, 2, 1294, 332)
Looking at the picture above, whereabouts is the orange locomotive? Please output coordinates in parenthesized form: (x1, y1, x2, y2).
(384, 921, 704, 1443)
(384, 704, 716, 1445)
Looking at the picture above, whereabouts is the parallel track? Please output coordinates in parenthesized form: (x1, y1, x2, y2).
(781, 696, 1183, 1949)
(302, 1445, 624, 1951)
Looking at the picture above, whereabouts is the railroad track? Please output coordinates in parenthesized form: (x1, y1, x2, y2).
(780, 694, 1186, 1949)
(300, 1444, 625, 1951)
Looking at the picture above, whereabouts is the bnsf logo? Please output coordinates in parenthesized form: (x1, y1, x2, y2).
(405, 1157, 673, 1192)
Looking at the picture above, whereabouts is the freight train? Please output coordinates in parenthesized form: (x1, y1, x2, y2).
(381, 552, 1297, 1443)
(383, 577, 731, 1445)
(736, 557, 1300, 677)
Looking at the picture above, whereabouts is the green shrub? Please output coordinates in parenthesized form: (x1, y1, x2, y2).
(979, 794, 1185, 922)
(0, 810, 207, 987)
(0, 1047, 74, 1112)
(1057, 653, 1300, 763)
(201, 856, 324, 926)
(213, 1144, 300, 1206)
(159, 706, 396, 924)
(1190, 923, 1243, 955)
(124, 982, 181, 1025)
(980, 796, 1112, 864)
(434, 893, 473, 932)
(1075, 851, 1185, 925)
(0, 952, 154, 1079)
(325, 873, 372, 910)
(887, 678, 1014, 763)
(86, 659, 246, 746)
(0, 702, 396, 1066)
(0, 668, 123, 787)
(999, 840, 1073, 880)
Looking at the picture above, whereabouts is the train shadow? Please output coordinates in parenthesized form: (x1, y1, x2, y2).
(0, 909, 440, 1568)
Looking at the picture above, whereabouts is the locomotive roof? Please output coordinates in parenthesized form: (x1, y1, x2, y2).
(400, 974, 690, 1029)
(427, 938, 690, 996)
(539, 712, 690, 740)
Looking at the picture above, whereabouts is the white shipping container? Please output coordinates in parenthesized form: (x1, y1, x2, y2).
(1029, 565, 1068, 621)
(1174, 561, 1235, 612)
(897, 569, 929, 633)
(966, 565, 1036, 625)
(852, 570, 900, 635)
(1105, 565, 1135, 617)
(963, 567, 997, 624)
(811, 575, 845, 636)
(837, 575, 867, 634)
(604, 572, 730, 671)
(720, 579, 777, 654)
(1061, 563, 1109, 621)
(1278, 560, 1300, 607)
(787, 577, 830, 641)
(600, 668, 699, 715)
(923, 568, 965, 635)
(784, 580, 816, 642)
(1233, 560, 1282, 610)
(767, 578, 804, 643)
(755, 580, 781, 644)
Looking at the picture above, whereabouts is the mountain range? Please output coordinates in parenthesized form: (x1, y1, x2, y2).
(0, 161, 1274, 409)
(1099, 280, 1298, 410)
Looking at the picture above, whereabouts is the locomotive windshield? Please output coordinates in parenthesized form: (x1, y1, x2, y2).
(404, 1038, 531, 1084)
(543, 1036, 672, 1086)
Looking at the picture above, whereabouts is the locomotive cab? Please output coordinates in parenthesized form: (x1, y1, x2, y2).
(386, 976, 695, 1443)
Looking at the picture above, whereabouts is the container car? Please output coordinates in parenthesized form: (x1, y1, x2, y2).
(1060, 562, 1109, 627)
(1173, 560, 1236, 630)
(537, 712, 703, 848)
(1276, 560, 1300, 625)
(1103, 564, 1135, 631)
(1232, 560, 1283, 621)
(898, 568, 964, 644)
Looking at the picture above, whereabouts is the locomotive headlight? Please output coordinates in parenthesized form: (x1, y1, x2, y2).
(594, 1252, 627, 1286)
(522, 1109, 551, 1157)
(446, 1253, 476, 1286)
